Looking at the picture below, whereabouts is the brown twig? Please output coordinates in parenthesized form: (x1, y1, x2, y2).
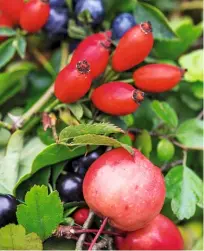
(161, 159, 183, 172)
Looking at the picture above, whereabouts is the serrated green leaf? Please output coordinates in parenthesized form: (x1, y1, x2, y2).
(0, 130, 24, 194)
(67, 103, 83, 121)
(14, 36, 27, 59)
(151, 100, 178, 128)
(17, 185, 63, 240)
(0, 224, 42, 250)
(165, 165, 203, 220)
(133, 2, 176, 40)
(0, 38, 16, 69)
(0, 27, 16, 36)
(59, 123, 123, 142)
(66, 134, 134, 154)
(135, 130, 152, 158)
(179, 49, 203, 82)
(176, 119, 203, 150)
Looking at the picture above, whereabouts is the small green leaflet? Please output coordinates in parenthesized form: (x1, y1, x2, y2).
(0, 224, 42, 250)
(0, 38, 16, 69)
(135, 130, 152, 158)
(64, 134, 134, 155)
(14, 35, 27, 59)
(176, 119, 203, 150)
(0, 27, 16, 36)
(59, 123, 124, 142)
(67, 103, 84, 121)
(17, 185, 63, 240)
(0, 130, 24, 194)
(151, 100, 178, 128)
(165, 165, 203, 220)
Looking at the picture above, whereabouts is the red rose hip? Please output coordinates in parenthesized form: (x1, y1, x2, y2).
(0, 12, 13, 41)
(54, 60, 92, 103)
(112, 22, 154, 72)
(73, 208, 89, 225)
(20, 0, 50, 33)
(91, 82, 144, 116)
(71, 31, 111, 79)
(133, 64, 186, 93)
(120, 214, 184, 250)
(0, 0, 25, 25)
(83, 148, 166, 231)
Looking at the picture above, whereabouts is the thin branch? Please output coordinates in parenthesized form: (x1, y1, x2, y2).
(88, 217, 108, 251)
(92, 235, 109, 251)
(161, 159, 183, 172)
(75, 210, 95, 251)
(197, 109, 204, 120)
(0, 120, 13, 132)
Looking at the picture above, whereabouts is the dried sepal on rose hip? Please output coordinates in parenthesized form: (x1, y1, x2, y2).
(133, 63, 187, 93)
(20, 0, 50, 33)
(91, 82, 144, 116)
(54, 60, 92, 103)
(112, 21, 154, 72)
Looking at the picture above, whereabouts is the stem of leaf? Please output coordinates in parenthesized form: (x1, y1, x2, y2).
(182, 150, 188, 167)
(0, 120, 13, 132)
(88, 217, 108, 251)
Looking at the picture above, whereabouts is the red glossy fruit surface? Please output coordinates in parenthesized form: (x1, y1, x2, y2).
(73, 208, 89, 225)
(71, 31, 111, 79)
(0, 0, 24, 24)
(120, 214, 184, 250)
(112, 22, 154, 72)
(20, 0, 50, 33)
(83, 148, 165, 231)
(133, 64, 185, 93)
(54, 60, 92, 103)
(91, 82, 144, 116)
(0, 12, 13, 41)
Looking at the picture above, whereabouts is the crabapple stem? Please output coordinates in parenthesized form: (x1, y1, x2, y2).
(88, 217, 109, 251)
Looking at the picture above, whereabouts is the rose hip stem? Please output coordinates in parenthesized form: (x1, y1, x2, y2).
(88, 217, 108, 251)
(74, 228, 121, 236)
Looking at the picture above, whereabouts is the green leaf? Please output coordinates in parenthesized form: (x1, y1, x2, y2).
(0, 131, 24, 194)
(135, 130, 152, 158)
(117, 134, 132, 146)
(176, 119, 203, 150)
(14, 36, 27, 59)
(0, 224, 42, 250)
(43, 237, 76, 250)
(133, 2, 176, 40)
(68, 19, 87, 39)
(154, 18, 202, 59)
(179, 49, 203, 82)
(191, 81, 203, 99)
(59, 123, 123, 142)
(0, 27, 16, 36)
(82, 104, 93, 119)
(165, 165, 203, 220)
(66, 134, 134, 154)
(192, 238, 203, 250)
(151, 100, 178, 128)
(51, 162, 66, 190)
(17, 185, 63, 240)
(67, 103, 83, 121)
(0, 38, 16, 69)
(64, 201, 86, 210)
(14, 144, 91, 190)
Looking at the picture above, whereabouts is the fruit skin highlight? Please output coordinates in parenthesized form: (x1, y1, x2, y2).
(120, 214, 184, 250)
(83, 148, 165, 231)
(91, 82, 144, 116)
(112, 22, 154, 72)
(133, 64, 185, 93)
(54, 60, 92, 103)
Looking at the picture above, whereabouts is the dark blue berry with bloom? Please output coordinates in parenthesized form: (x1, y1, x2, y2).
(49, 0, 66, 7)
(75, 0, 104, 25)
(112, 13, 136, 39)
(44, 7, 68, 37)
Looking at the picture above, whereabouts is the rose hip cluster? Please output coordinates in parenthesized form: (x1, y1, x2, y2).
(54, 21, 185, 116)
(0, 0, 50, 40)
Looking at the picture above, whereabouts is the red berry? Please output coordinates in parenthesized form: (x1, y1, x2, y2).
(0, 0, 25, 25)
(120, 214, 184, 250)
(91, 82, 144, 116)
(112, 22, 154, 72)
(115, 236, 126, 250)
(0, 12, 13, 41)
(83, 148, 165, 231)
(71, 31, 111, 79)
(54, 60, 92, 103)
(133, 64, 186, 93)
(73, 208, 89, 225)
(20, 0, 50, 33)
(127, 132, 135, 142)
